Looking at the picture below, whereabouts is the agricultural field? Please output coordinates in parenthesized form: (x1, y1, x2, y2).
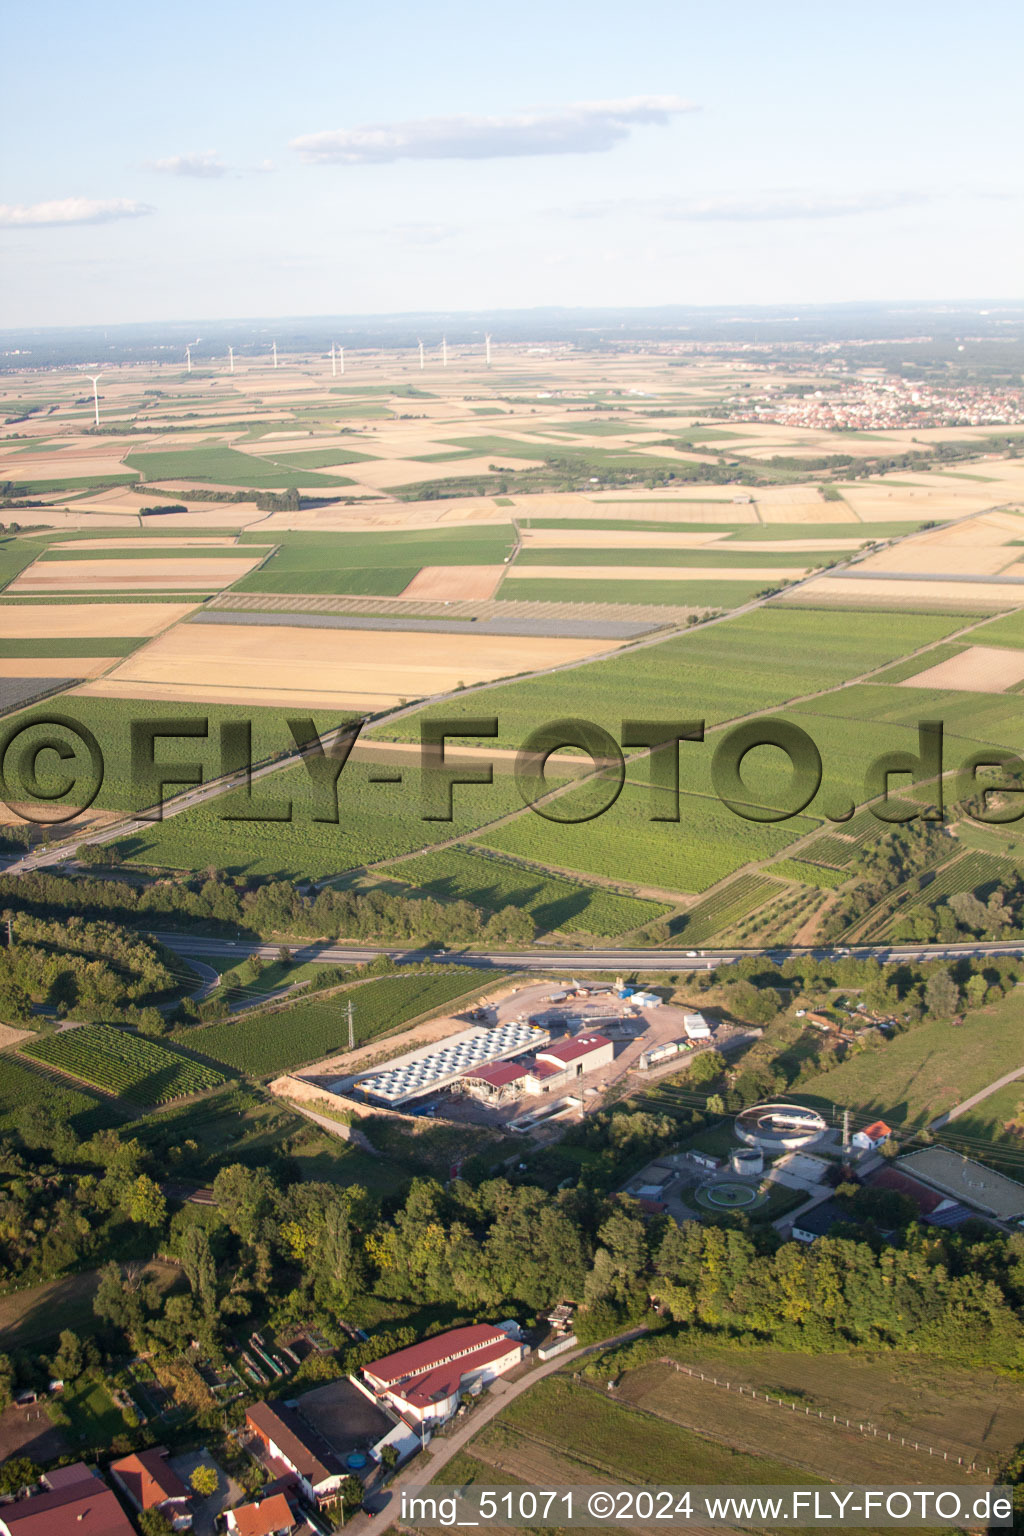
(0, 1054, 122, 1136)
(385, 846, 669, 934)
(120, 755, 527, 877)
(124, 445, 345, 488)
(769, 858, 850, 889)
(670, 873, 785, 942)
(232, 526, 516, 594)
(474, 785, 815, 897)
(21, 1025, 226, 1106)
(182, 970, 487, 1075)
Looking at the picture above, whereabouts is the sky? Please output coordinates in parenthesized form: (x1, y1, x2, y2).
(3, 0, 1023, 327)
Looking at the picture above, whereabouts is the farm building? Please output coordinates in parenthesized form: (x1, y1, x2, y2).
(851, 1120, 893, 1153)
(109, 1448, 192, 1528)
(245, 1401, 345, 1505)
(224, 1493, 300, 1536)
(524, 1033, 613, 1093)
(897, 1148, 1024, 1223)
(349, 1020, 548, 1107)
(0, 1464, 136, 1536)
(682, 1011, 711, 1040)
(361, 1323, 525, 1427)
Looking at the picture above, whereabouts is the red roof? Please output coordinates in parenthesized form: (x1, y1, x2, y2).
(387, 1338, 521, 1409)
(364, 1324, 511, 1388)
(462, 1060, 527, 1088)
(527, 1060, 561, 1080)
(860, 1120, 893, 1141)
(538, 1033, 611, 1066)
(245, 1401, 341, 1487)
(1, 1467, 135, 1536)
(866, 1165, 945, 1215)
(228, 1492, 296, 1536)
(110, 1448, 189, 1510)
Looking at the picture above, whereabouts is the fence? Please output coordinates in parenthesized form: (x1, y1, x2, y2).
(656, 1358, 993, 1478)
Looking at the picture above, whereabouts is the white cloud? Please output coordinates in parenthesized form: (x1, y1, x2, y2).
(291, 96, 696, 165)
(0, 198, 155, 228)
(565, 190, 929, 222)
(148, 150, 228, 178)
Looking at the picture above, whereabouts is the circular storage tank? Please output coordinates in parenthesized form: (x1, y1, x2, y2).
(730, 1145, 764, 1177)
(734, 1101, 827, 1153)
(347, 1453, 368, 1470)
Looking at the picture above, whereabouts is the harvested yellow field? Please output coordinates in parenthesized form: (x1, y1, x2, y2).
(400, 565, 506, 599)
(0, 657, 117, 679)
(78, 623, 621, 710)
(48, 537, 242, 551)
(0, 602, 196, 638)
(898, 645, 1024, 692)
(9, 556, 263, 592)
(839, 485, 997, 520)
(856, 544, 1020, 575)
(511, 563, 808, 582)
(784, 575, 1024, 607)
(355, 455, 545, 491)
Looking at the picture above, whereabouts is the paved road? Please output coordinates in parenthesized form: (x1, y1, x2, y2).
(352, 1328, 649, 1536)
(930, 1063, 1024, 1130)
(150, 930, 1024, 973)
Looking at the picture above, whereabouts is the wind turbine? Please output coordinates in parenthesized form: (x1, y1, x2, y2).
(272, 341, 278, 369)
(339, 346, 345, 375)
(185, 345, 192, 374)
(330, 343, 337, 378)
(87, 375, 101, 428)
(485, 333, 492, 367)
(441, 336, 448, 368)
(228, 346, 235, 374)
(418, 339, 425, 370)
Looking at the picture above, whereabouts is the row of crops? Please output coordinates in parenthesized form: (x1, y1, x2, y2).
(21, 1026, 226, 1106)
(0, 1055, 121, 1135)
(386, 846, 669, 936)
(180, 970, 491, 1076)
(770, 859, 850, 890)
(672, 874, 784, 944)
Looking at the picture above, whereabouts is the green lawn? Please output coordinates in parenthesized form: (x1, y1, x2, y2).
(795, 987, 1024, 1128)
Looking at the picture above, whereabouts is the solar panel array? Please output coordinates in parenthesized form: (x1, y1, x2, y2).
(357, 1021, 541, 1105)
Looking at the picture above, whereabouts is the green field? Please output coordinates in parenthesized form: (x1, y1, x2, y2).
(770, 858, 850, 889)
(0, 1055, 121, 1135)
(36, 545, 264, 562)
(21, 1026, 227, 1105)
(183, 970, 487, 1074)
(966, 609, 1024, 650)
(231, 525, 516, 594)
(0, 637, 140, 657)
(514, 546, 835, 568)
(671, 873, 784, 942)
(373, 609, 967, 753)
(386, 846, 669, 934)
(474, 784, 815, 896)
(498, 577, 771, 607)
(124, 445, 344, 488)
(796, 987, 1024, 1127)
(0, 536, 47, 591)
(122, 755, 527, 877)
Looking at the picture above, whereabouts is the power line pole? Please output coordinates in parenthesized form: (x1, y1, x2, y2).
(348, 998, 354, 1052)
(842, 1107, 851, 1156)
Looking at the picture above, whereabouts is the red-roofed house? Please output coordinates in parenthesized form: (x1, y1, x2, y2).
(0, 1464, 135, 1536)
(525, 1033, 613, 1094)
(225, 1492, 299, 1536)
(245, 1400, 344, 1504)
(110, 1447, 192, 1529)
(362, 1323, 525, 1427)
(852, 1120, 893, 1153)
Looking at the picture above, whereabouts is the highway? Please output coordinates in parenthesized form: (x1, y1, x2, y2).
(150, 930, 1024, 972)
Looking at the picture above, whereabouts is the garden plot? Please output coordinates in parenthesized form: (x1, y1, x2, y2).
(897, 644, 1024, 692)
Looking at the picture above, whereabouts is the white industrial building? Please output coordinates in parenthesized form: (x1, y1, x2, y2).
(461, 1032, 614, 1103)
(361, 1324, 525, 1427)
(682, 1011, 711, 1040)
(348, 1021, 548, 1107)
